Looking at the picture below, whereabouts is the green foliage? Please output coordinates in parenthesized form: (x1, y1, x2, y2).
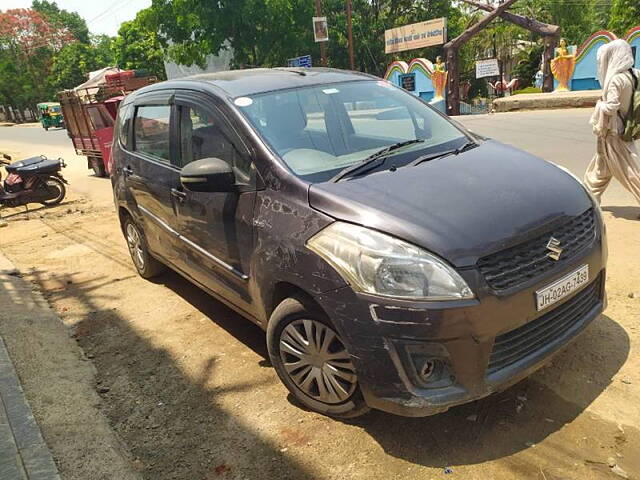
(146, 0, 456, 75)
(49, 37, 115, 92)
(512, 43, 544, 88)
(111, 11, 168, 79)
(32, 0, 90, 43)
(513, 86, 542, 95)
(609, 0, 640, 37)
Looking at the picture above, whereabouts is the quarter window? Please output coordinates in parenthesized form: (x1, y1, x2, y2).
(178, 105, 251, 184)
(116, 103, 133, 149)
(133, 105, 171, 162)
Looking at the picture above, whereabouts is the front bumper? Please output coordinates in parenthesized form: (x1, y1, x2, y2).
(314, 237, 606, 417)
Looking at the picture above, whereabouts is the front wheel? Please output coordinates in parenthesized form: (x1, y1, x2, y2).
(267, 295, 369, 418)
(40, 176, 66, 206)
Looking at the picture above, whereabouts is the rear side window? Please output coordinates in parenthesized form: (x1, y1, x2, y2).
(116, 103, 133, 149)
(133, 105, 171, 162)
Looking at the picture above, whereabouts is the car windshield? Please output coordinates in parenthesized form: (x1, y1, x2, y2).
(235, 80, 468, 182)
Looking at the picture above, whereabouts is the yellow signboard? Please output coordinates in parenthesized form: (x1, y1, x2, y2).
(385, 18, 447, 54)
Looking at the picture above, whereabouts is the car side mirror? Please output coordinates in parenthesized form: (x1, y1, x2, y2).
(180, 157, 235, 193)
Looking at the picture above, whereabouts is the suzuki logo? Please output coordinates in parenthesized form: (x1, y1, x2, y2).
(546, 237, 563, 261)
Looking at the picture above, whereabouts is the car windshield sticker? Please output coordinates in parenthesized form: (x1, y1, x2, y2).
(234, 97, 253, 107)
(322, 88, 340, 95)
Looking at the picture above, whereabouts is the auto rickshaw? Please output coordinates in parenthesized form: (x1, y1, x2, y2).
(37, 102, 65, 131)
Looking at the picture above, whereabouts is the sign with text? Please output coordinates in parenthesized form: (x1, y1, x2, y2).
(399, 73, 416, 92)
(475, 58, 500, 78)
(384, 18, 446, 54)
(313, 17, 329, 43)
(288, 55, 312, 68)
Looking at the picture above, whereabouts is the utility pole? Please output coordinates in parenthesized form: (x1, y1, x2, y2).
(346, 0, 355, 70)
(315, 0, 328, 67)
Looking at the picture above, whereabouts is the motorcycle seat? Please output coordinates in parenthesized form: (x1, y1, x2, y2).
(5, 156, 61, 175)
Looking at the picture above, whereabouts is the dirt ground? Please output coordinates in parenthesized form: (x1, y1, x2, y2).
(1, 183, 640, 479)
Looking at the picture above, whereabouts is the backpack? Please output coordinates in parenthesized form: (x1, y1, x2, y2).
(620, 68, 640, 142)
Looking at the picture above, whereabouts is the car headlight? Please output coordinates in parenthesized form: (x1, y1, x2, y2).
(307, 222, 474, 300)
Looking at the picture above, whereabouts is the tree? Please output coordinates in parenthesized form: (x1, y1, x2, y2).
(145, 0, 458, 75)
(49, 36, 114, 91)
(0, 8, 74, 114)
(609, 0, 640, 37)
(32, 0, 90, 43)
(112, 11, 167, 80)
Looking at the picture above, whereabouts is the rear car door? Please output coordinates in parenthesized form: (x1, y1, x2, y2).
(172, 92, 257, 314)
(124, 92, 182, 266)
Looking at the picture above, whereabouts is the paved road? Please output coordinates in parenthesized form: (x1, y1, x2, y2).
(1, 108, 637, 208)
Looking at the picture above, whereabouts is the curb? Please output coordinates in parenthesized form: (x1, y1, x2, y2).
(0, 249, 141, 480)
(0, 336, 60, 480)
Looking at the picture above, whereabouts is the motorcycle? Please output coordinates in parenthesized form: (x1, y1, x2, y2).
(0, 154, 68, 210)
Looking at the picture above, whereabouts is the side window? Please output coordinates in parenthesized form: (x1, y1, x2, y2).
(178, 105, 251, 184)
(133, 105, 171, 162)
(116, 103, 133, 149)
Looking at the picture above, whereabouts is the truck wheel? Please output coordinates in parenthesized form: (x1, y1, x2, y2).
(123, 217, 166, 279)
(90, 157, 106, 177)
(267, 295, 369, 418)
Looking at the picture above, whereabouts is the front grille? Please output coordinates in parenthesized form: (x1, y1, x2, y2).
(478, 208, 596, 291)
(487, 275, 602, 374)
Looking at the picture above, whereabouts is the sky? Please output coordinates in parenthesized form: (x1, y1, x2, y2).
(2, 0, 152, 36)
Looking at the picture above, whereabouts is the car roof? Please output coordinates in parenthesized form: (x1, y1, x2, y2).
(131, 67, 378, 100)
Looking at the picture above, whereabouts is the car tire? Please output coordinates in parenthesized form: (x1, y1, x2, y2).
(123, 216, 166, 279)
(267, 294, 369, 418)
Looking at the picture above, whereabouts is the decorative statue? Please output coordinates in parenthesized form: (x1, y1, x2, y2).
(431, 55, 447, 100)
(550, 38, 576, 92)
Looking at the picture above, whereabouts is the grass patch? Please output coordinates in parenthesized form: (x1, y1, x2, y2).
(512, 86, 542, 95)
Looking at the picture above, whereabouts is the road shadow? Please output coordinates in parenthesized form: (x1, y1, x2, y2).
(155, 269, 268, 360)
(0, 198, 80, 221)
(346, 314, 630, 468)
(24, 267, 314, 480)
(602, 206, 640, 221)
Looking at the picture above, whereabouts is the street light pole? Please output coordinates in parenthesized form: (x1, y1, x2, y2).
(315, 0, 328, 67)
(346, 0, 355, 70)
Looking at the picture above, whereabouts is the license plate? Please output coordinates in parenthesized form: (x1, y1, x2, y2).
(535, 265, 589, 311)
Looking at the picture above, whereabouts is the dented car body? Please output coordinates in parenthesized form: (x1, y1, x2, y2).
(112, 68, 606, 417)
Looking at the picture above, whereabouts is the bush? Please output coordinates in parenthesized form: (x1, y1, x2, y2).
(513, 86, 542, 95)
(512, 44, 544, 89)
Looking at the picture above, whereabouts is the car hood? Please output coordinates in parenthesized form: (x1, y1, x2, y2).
(308, 140, 593, 267)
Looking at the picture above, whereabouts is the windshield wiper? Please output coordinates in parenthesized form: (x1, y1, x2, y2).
(409, 140, 478, 168)
(331, 139, 424, 182)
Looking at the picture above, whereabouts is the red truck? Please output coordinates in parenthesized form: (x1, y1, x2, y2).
(58, 70, 157, 177)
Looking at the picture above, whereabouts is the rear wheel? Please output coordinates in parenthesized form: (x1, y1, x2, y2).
(40, 177, 66, 206)
(90, 157, 106, 177)
(267, 295, 369, 418)
(123, 216, 165, 278)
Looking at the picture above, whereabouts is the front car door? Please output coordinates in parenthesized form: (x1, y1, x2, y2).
(172, 92, 258, 315)
(124, 92, 183, 267)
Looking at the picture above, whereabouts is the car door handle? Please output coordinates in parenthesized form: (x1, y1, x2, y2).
(122, 166, 133, 176)
(171, 188, 187, 203)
